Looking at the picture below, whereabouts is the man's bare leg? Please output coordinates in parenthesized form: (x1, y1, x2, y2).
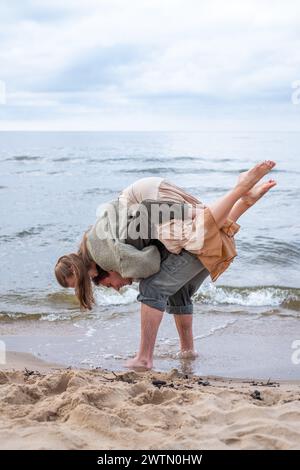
(125, 303, 163, 370)
(208, 160, 276, 228)
(173, 314, 198, 359)
(228, 179, 277, 222)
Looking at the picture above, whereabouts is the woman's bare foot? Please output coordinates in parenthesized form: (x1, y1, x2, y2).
(237, 160, 276, 194)
(125, 356, 153, 370)
(241, 179, 277, 207)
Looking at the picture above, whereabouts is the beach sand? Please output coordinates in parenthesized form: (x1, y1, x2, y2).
(0, 351, 299, 450)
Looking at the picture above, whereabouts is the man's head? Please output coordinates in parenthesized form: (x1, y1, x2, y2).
(94, 270, 133, 291)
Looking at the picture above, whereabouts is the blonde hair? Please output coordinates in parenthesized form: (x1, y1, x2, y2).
(55, 231, 102, 310)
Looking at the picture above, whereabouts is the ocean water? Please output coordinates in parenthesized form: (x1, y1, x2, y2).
(0, 131, 299, 376)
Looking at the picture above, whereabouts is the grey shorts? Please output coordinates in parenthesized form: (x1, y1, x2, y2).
(137, 249, 210, 314)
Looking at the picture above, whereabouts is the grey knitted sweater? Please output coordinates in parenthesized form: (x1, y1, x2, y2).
(86, 199, 162, 279)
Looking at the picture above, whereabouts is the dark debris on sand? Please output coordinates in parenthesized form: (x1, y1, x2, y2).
(251, 389, 263, 400)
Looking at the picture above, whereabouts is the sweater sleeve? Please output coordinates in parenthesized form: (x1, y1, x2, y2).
(115, 241, 161, 278)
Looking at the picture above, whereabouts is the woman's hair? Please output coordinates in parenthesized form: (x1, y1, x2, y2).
(54, 230, 109, 310)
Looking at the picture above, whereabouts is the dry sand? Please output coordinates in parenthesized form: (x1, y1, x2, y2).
(0, 351, 299, 450)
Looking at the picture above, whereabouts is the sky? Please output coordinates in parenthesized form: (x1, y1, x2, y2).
(0, 0, 300, 131)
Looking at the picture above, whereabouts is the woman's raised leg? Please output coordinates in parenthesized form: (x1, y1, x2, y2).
(207, 160, 276, 228)
(228, 178, 277, 222)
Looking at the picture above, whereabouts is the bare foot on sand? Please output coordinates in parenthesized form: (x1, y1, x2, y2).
(125, 357, 153, 370)
(241, 179, 277, 207)
(237, 160, 276, 193)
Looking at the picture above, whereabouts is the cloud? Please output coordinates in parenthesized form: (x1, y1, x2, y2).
(0, 0, 299, 129)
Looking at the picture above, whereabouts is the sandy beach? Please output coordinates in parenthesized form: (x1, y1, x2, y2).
(0, 351, 299, 450)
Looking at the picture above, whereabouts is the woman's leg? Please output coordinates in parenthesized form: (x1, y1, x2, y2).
(226, 199, 252, 222)
(207, 160, 276, 228)
(228, 179, 277, 222)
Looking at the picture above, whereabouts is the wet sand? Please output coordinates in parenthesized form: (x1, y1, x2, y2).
(1, 306, 299, 380)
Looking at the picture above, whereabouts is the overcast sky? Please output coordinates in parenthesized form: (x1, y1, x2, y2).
(0, 0, 299, 130)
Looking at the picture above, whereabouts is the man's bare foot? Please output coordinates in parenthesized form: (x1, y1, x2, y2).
(125, 356, 153, 370)
(237, 160, 276, 194)
(241, 179, 277, 207)
(176, 349, 199, 359)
